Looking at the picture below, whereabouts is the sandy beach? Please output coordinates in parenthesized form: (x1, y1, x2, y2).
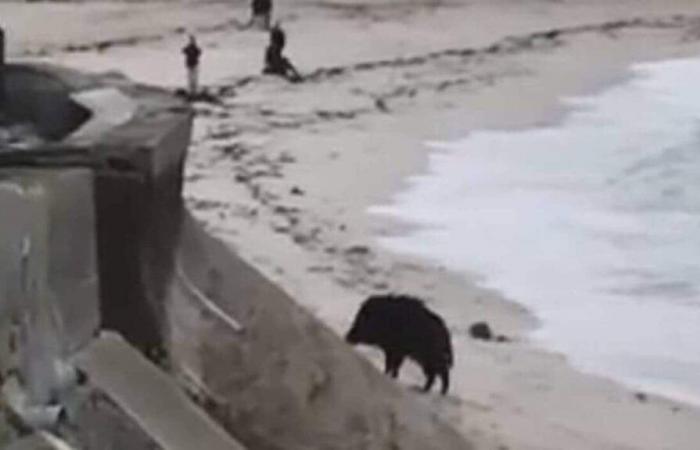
(5, 0, 700, 448)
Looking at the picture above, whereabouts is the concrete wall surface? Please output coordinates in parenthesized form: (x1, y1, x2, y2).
(72, 332, 246, 450)
(169, 213, 474, 450)
(0, 63, 193, 354)
(0, 64, 197, 448)
(58, 386, 164, 450)
(88, 80, 192, 354)
(0, 63, 473, 450)
(5, 432, 76, 450)
(0, 169, 99, 405)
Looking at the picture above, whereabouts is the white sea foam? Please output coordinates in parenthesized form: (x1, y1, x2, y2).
(371, 57, 700, 405)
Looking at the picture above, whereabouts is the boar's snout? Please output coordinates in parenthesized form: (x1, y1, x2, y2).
(346, 305, 375, 345)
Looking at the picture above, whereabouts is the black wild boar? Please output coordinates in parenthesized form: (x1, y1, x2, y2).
(345, 294, 453, 395)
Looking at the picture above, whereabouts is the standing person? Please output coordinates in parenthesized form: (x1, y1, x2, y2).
(263, 26, 302, 83)
(182, 35, 202, 97)
(250, 0, 272, 30)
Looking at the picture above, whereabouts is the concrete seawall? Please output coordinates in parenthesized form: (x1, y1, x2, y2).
(0, 63, 192, 354)
(0, 63, 227, 449)
(0, 64, 475, 449)
(170, 213, 473, 450)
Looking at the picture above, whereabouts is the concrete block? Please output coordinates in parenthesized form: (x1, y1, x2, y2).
(0, 169, 99, 354)
(0, 169, 99, 404)
(0, 64, 193, 356)
(4, 432, 75, 450)
(73, 332, 246, 450)
(60, 386, 164, 450)
(42, 169, 99, 355)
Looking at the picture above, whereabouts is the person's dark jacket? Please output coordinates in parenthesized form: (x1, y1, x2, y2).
(264, 45, 288, 76)
(183, 42, 201, 68)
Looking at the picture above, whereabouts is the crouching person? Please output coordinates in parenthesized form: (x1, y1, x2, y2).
(346, 294, 454, 395)
(263, 26, 302, 83)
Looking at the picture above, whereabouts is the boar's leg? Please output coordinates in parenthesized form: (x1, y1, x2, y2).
(392, 354, 406, 378)
(383, 355, 392, 375)
(439, 370, 450, 395)
(384, 351, 405, 378)
(422, 371, 437, 393)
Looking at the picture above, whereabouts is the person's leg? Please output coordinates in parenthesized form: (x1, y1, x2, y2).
(188, 66, 199, 95)
(187, 68, 193, 95)
(282, 58, 302, 83)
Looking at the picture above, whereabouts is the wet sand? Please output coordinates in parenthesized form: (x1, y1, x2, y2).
(6, 0, 700, 448)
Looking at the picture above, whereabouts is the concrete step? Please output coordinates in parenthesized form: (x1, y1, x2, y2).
(73, 332, 246, 450)
(5, 432, 75, 450)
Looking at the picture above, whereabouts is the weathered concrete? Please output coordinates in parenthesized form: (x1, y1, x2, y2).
(0, 407, 19, 446)
(168, 213, 474, 450)
(0, 62, 474, 450)
(59, 385, 163, 450)
(0, 64, 195, 448)
(5, 432, 75, 450)
(0, 64, 193, 355)
(43, 170, 99, 355)
(73, 332, 246, 450)
(0, 169, 99, 404)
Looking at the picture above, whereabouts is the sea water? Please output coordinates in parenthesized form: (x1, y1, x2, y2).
(371, 57, 700, 406)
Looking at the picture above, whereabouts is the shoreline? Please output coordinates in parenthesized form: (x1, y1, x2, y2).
(6, 1, 700, 448)
(194, 18, 700, 449)
(369, 52, 700, 411)
(184, 21, 700, 448)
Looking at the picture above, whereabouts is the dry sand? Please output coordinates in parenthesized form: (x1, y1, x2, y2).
(5, 0, 700, 448)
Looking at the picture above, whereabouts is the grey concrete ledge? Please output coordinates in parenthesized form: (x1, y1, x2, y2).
(4, 432, 75, 450)
(73, 332, 246, 450)
(0, 63, 192, 174)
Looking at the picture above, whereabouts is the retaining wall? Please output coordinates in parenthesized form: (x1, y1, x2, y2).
(0, 63, 198, 448)
(0, 64, 192, 355)
(169, 213, 474, 450)
(0, 63, 476, 450)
